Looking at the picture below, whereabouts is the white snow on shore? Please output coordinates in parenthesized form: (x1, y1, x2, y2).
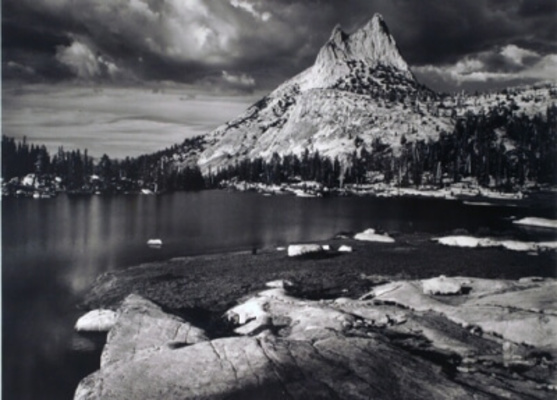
(434, 235, 557, 252)
(513, 217, 557, 230)
(354, 228, 395, 243)
(287, 244, 323, 257)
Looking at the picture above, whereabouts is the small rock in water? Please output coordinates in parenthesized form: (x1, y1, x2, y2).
(147, 238, 163, 247)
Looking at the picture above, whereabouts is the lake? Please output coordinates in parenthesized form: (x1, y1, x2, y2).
(2, 190, 555, 399)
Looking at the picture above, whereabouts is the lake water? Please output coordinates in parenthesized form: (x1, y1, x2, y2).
(2, 190, 555, 399)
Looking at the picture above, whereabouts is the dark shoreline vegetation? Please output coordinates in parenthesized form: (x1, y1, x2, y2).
(81, 233, 557, 325)
(3, 103, 557, 198)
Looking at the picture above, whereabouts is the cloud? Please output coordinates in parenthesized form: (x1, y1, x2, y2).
(2, 0, 340, 87)
(7, 61, 36, 76)
(414, 44, 557, 86)
(222, 70, 256, 87)
(55, 40, 100, 79)
(55, 39, 125, 80)
(230, 0, 271, 22)
(2, 0, 556, 91)
(500, 44, 539, 66)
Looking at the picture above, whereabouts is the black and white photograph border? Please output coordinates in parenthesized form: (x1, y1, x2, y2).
(2, 1, 557, 399)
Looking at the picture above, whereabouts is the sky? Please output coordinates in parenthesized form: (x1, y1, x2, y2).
(2, 0, 556, 158)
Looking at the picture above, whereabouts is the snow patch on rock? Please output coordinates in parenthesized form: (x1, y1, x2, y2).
(354, 228, 395, 243)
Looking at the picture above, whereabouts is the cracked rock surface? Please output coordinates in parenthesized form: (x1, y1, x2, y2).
(75, 278, 557, 400)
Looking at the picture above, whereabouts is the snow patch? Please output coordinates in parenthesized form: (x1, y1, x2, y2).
(354, 228, 395, 243)
(434, 235, 557, 252)
(513, 217, 557, 230)
(287, 244, 323, 257)
(338, 245, 353, 252)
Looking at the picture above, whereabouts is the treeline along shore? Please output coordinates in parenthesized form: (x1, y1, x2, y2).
(1, 136, 205, 197)
(2, 103, 557, 198)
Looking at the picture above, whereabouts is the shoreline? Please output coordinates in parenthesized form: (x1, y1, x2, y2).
(74, 234, 557, 399)
(80, 232, 557, 315)
(6, 179, 557, 206)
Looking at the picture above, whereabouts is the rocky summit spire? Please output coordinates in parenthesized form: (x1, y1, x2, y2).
(347, 13, 412, 77)
(311, 13, 413, 88)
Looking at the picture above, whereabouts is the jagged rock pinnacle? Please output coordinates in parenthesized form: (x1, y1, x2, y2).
(312, 13, 413, 85)
(329, 24, 347, 45)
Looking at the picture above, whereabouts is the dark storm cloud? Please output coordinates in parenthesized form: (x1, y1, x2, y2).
(2, 0, 556, 90)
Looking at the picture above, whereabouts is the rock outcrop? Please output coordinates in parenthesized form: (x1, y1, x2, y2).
(99, 294, 209, 368)
(422, 275, 463, 295)
(361, 276, 557, 348)
(75, 309, 117, 332)
(76, 277, 556, 399)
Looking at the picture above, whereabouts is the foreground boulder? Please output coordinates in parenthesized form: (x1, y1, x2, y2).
(99, 294, 209, 367)
(75, 309, 117, 332)
(76, 279, 556, 399)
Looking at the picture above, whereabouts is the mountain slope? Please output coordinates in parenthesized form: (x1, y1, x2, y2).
(196, 13, 445, 174)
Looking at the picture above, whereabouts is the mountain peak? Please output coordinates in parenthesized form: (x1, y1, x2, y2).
(361, 13, 390, 37)
(310, 13, 413, 88)
(329, 24, 347, 43)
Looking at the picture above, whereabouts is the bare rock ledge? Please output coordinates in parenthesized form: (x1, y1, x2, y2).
(75, 277, 557, 400)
